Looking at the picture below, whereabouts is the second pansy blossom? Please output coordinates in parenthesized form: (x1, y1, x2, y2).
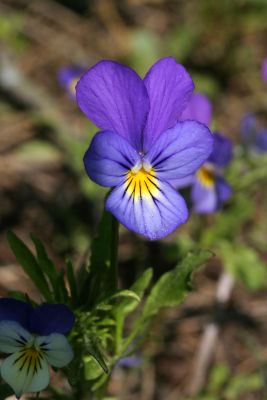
(0, 298, 74, 398)
(178, 93, 233, 213)
(76, 57, 214, 240)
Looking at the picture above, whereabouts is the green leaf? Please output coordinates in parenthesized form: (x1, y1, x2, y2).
(110, 289, 140, 302)
(219, 242, 267, 291)
(142, 250, 213, 319)
(7, 231, 52, 301)
(115, 268, 153, 317)
(66, 258, 78, 306)
(55, 269, 70, 303)
(80, 209, 119, 308)
(83, 333, 109, 374)
(31, 234, 58, 295)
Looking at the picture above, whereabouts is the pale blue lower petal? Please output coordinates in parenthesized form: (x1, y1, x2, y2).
(1, 349, 49, 398)
(0, 321, 32, 354)
(106, 178, 188, 240)
(191, 180, 217, 214)
(36, 333, 73, 368)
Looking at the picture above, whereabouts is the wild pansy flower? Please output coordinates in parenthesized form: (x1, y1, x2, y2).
(0, 298, 74, 398)
(58, 66, 86, 100)
(262, 59, 267, 83)
(177, 93, 233, 213)
(76, 57, 213, 239)
(241, 113, 267, 153)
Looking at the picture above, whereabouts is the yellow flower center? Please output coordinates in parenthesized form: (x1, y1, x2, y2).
(14, 345, 44, 375)
(196, 166, 215, 187)
(125, 165, 159, 200)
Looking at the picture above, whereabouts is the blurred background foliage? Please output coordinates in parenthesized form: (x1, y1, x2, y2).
(0, 0, 267, 399)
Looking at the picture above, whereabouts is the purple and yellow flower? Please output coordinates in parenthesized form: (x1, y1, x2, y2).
(58, 66, 86, 100)
(241, 113, 267, 153)
(76, 57, 214, 240)
(177, 93, 233, 213)
(190, 133, 233, 213)
(262, 58, 267, 83)
(0, 298, 74, 398)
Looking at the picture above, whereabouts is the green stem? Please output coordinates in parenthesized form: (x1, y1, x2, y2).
(109, 214, 119, 293)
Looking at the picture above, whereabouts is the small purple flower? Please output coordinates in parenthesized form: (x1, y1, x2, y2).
(76, 57, 214, 240)
(190, 133, 233, 213)
(262, 59, 267, 83)
(58, 66, 86, 100)
(177, 93, 233, 213)
(0, 298, 74, 398)
(117, 355, 141, 368)
(241, 113, 267, 153)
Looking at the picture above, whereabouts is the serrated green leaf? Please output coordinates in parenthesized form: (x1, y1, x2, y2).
(142, 250, 213, 319)
(83, 333, 109, 374)
(115, 268, 153, 317)
(7, 231, 52, 301)
(110, 289, 140, 302)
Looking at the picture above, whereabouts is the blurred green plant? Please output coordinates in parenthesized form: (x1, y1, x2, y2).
(6, 210, 212, 399)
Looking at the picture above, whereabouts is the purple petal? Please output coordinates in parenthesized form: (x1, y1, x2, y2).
(0, 298, 32, 330)
(208, 132, 233, 167)
(169, 174, 194, 189)
(76, 60, 149, 151)
(262, 58, 267, 83)
(30, 304, 75, 335)
(180, 92, 212, 127)
(240, 113, 257, 146)
(84, 131, 140, 187)
(143, 57, 194, 150)
(117, 356, 141, 368)
(254, 130, 267, 152)
(191, 180, 217, 214)
(106, 178, 188, 240)
(144, 121, 214, 181)
(215, 177, 232, 206)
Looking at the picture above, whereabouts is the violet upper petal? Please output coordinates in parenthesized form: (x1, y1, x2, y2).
(0, 298, 32, 331)
(208, 132, 233, 167)
(144, 121, 213, 181)
(30, 304, 75, 335)
(143, 57, 194, 150)
(84, 131, 140, 187)
(76, 60, 149, 151)
(180, 92, 212, 127)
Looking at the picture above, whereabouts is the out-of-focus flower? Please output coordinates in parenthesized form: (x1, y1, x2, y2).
(180, 92, 213, 127)
(241, 113, 267, 153)
(0, 298, 74, 398)
(58, 66, 86, 99)
(117, 355, 141, 368)
(76, 57, 214, 240)
(177, 93, 233, 213)
(190, 133, 233, 213)
(262, 59, 267, 83)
